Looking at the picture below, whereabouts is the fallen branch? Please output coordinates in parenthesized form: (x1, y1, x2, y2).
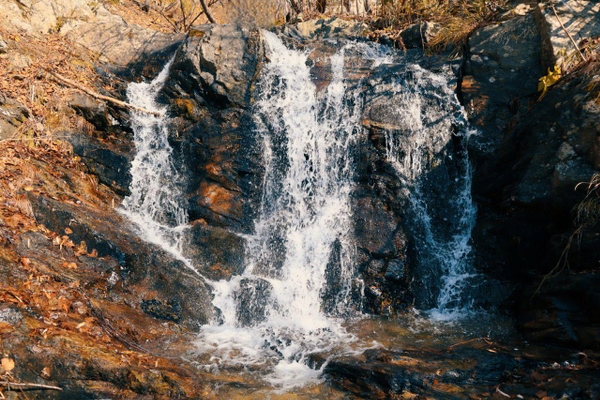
(47, 71, 161, 117)
(0, 381, 62, 391)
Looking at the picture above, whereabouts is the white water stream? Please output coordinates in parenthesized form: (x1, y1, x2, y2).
(120, 31, 479, 390)
(119, 57, 194, 268)
(196, 31, 367, 388)
(382, 65, 478, 317)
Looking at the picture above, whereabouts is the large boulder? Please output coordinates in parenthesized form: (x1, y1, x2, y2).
(462, 12, 544, 165)
(469, 41, 600, 348)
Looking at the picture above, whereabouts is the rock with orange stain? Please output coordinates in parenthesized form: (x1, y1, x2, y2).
(190, 182, 243, 229)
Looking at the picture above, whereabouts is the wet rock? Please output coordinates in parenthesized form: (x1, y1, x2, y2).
(184, 223, 246, 281)
(156, 24, 265, 239)
(0, 93, 29, 140)
(354, 196, 405, 258)
(235, 277, 272, 327)
(354, 59, 465, 312)
(67, 133, 133, 196)
(325, 347, 522, 398)
(463, 12, 543, 163)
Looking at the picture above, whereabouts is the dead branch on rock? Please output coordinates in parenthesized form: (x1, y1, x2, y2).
(47, 71, 161, 117)
(0, 381, 62, 391)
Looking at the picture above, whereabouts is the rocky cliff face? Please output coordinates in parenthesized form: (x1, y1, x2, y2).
(1, 0, 600, 397)
(462, 0, 600, 350)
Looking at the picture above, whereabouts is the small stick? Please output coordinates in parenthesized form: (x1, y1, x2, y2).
(551, 4, 587, 63)
(47, 71, 161, 117)
(0, 381, 62, 391)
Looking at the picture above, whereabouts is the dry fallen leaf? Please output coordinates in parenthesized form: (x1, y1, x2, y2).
(64, 227, 73, 234)
(1, 357, 15, 372)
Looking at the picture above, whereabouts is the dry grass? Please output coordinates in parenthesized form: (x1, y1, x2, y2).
(575, 173, 600, 229)
(368, 0, 507, 51)
(222, 0, 287, 28)
(0, 28, 112, 144)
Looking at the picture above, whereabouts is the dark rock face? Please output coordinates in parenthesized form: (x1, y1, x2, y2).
(463, 13, 543, 165)
(464, 10, 600, 349)
(28, 194, 214, 330)
(67, 133, 132, 196)
(472, 62, 600, 279)
(160, 24, 265, 239)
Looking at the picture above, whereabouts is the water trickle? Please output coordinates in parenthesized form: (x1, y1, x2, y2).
(381, 64, 478, 317)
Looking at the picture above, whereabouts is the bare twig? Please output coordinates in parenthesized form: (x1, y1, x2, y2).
(551, 4, 587, 63)
(47, 71, 161, 117)
(199, 0, 216, 23)
(0, 381, 62, 391)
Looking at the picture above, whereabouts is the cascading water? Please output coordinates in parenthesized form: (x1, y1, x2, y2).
(381, 65, 478, 317)
(196, 31, 366, 388)
(120, 28, 481, 392)
(119, 58, 195, 271)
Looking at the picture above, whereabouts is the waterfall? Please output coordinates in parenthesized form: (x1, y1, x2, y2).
(196, 31, 365, 389)
(119, 58, 195, 271)
(120, 29, 480, 390)
(382, 64, 478, 317)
